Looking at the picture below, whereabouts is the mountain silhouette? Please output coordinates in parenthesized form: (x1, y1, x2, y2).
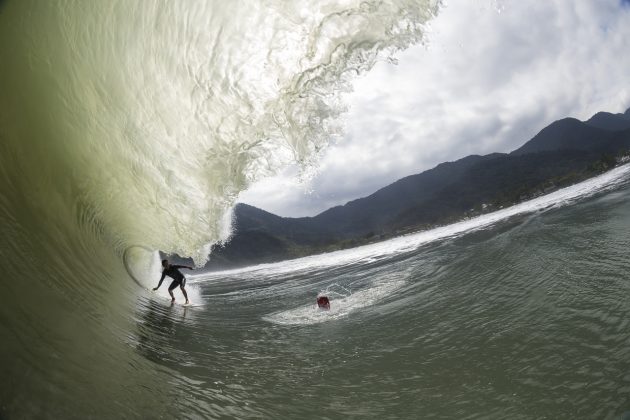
(204, 107, 630, 269)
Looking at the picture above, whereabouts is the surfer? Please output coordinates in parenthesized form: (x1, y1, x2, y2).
(153, 259, 193, 304)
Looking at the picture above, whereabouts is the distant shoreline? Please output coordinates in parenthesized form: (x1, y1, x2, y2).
(199, 151, 630, 272)
(199, 161, 630, 276)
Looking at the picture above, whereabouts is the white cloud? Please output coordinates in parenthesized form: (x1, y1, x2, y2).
(240, 0, 630, 217)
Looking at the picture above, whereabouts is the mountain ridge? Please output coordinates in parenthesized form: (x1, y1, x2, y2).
(201, 107, 630, 270)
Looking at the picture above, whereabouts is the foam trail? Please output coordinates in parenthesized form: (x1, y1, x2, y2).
(263, 279, 406, 325)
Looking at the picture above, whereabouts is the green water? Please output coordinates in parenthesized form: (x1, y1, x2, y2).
(3, 170, 630, 418)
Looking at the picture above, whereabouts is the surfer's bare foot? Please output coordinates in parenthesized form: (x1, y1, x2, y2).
(171, 298, 175, 303)
(185, 300, 190, 305)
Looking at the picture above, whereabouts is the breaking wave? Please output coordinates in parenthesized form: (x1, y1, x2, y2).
(0, 0, 440, 265)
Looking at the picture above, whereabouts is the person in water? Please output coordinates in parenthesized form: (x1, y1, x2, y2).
(317, 295, 330, 310)
(153, 259, 193, 304)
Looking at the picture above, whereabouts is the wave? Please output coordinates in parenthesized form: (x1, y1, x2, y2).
(0, 0, 440, 266)
(0, 4, 439, 416)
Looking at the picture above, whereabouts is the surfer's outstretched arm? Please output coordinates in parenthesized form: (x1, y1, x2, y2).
(153, 273, 166, 291)
(172, 265, 193, 270)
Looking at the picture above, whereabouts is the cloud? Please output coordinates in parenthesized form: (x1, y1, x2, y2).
(240, 0, 630, 217)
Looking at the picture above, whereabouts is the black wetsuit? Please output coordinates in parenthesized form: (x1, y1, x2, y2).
(157, 265, 188, 291)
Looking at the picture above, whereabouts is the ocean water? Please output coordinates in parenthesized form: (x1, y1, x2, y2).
(4, 167, 630, 420)
(2, 1, 630, 419)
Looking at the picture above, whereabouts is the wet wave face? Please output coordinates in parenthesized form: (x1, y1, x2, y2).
(0, 0, 440, 418)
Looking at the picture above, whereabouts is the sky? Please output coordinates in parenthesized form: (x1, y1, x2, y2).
(239, 0, 630, 217)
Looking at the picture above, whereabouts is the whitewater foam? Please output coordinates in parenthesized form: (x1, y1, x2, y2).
(263, 279, 405, 325)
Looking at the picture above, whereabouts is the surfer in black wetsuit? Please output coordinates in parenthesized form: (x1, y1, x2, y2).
(153, 259, 193, 304)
